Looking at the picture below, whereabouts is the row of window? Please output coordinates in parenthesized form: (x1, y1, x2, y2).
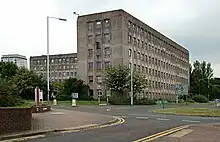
(128, 36, 188, 65)
(88, 46, 111, 59)
(33, 65, 76, 71)
(88, 75, 102, 84)
(127, 21, 188, 59)
(129, 64, 188, 81)
(88, 34, 111, 44)
(32, 57, 77, 65)
(88, 61, 110, 70)
(88, 19, 110, 32)
(129, 50, 188, 75)
(40, 71, 76, 77)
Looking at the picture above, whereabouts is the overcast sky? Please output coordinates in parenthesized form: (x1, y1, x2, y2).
(0, 0, 219, 76)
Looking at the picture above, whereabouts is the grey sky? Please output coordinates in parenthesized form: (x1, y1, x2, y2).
(0, 0, 219, 76)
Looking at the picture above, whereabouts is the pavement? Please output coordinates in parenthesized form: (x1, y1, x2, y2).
(153, 123, 220, 142)
(19, 105, 220, 142)
(0, 108, 117, 141)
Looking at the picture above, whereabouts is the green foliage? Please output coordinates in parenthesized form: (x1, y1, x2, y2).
(0, 78, 23, 107)
(104, 65, 148, 97)
(108, 97, 130, 105)
(0, 62, 18, 79)
(134, 98, 156, 105)
(192, 95, 208, 103)
(13, 68, 47, 100)
(50, 82, 64, 98)
(190, 60, 214, 100)
(59, 78, 90, 100)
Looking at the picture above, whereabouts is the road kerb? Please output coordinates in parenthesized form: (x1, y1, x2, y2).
(0, 117, 123, 141)
(133, 125, 190, 142)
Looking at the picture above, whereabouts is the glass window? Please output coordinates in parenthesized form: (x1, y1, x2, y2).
(96, 76, 102, 83)
(88, 62, 93, 69)
(88, 35, 93, 44)
(89, 76, 93, 83)
(129, 49, 131, 57)
(88, 49, 93, 58)
(96, 62, 101, 69)
(104, 61, 110, 68)
(104, 34, 110, 43)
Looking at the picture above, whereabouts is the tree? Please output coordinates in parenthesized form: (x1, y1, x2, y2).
(51, 81, 64, 98)
(190, 60, 214, 100)
(0, 78, 23, 107)
(13, 67, 47, 100)
(104, 65, 148, 98)
(0, 62, 18, 79)
(60, 78, 90, 100)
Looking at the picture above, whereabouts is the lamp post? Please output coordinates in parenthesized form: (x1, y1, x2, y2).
(130, 43, 134, 106)
(47, 16, 67, 104)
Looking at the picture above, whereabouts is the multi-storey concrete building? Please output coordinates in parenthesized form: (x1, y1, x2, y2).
(77, 9, 189, 100)
(30, 53, 77, 82)
(1, 54, 27, 68)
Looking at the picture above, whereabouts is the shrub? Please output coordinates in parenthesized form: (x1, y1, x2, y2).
(186, 98, 195, 103)
(135, 98, 157, 105)
(192, 95, 208, 103)
(108, 97, 130, 105)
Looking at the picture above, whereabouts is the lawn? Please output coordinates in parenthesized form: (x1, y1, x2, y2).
(153, 107, 220, 117)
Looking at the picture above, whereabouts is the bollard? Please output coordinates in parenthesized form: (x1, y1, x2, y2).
(53, 99, 57, 106)
(72, 99, 77, 107)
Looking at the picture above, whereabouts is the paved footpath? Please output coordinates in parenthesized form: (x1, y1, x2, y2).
(154, 123, 220, 142)
(0, 108, 114, 141)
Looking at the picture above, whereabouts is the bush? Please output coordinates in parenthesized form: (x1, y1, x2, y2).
(135, 98, 157, 105)
(108, 97, 130, 105)
(186, 98, 195, 103)
(192, 95, 208, 103)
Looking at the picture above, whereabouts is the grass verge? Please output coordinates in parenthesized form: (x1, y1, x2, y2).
(153, 107, 220, 117)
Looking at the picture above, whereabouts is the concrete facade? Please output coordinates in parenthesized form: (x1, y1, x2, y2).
(1, 54, 27, 68)
(30, 53, 77, 82)
(77, 9, 189, 100)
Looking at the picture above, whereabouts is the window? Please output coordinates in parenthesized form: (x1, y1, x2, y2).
(96, 62, 101, 69)
(89, 76, 93, 83)
(137, 52, 140, 59)
(128, 35, 132, 43)
(96, 34, 101, 42)
(146, 67, 148, 74)
(66, 58, 69, 62)
(142, 66, 145, 72)
(141, 41, 144, 48)
(88, 62, 93, 69)
(128, 21, 131, 29)
(134, 64, 137, 71)
(88, 22, 93, 32)
(104, 34, 110, 43)
(59, 72, 61, 77)
(63, 65, 65, 69)
(96, 21, 101, 25)
(96, 42, 100, 49)
(88, 49, 93, 58)
(104, 61, 110, 68)
(137, 39, 140, 47)
(96, 76, 102, 83)
(104, 47, 111, 58)
(133, 24, 136, 31)
(63, 72, 65, 76)
(88, 35, 93, 44)
(71, 65, 74, 69)
(134, 51, 137, 59)
(104, 19, 110, 28)
(66, 72, 69, 76)
(145, 55, 148, 62)
(138, 65, 141, 72)
(59, 59, 62, 62)
(129, 49, 131, 57)
(70, 72, 73, 76)
(141, 54, 144, 61)
(51, 59, 54, 63)
(133, 37, 137, 45)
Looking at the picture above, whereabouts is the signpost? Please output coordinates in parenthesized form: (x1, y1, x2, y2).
(71, 93, 78, 107)
(106, 90, 111, 104)
(175, 84, 189, 104)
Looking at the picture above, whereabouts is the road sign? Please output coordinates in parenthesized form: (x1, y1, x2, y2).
(175, 84, 189, 96)
(71, 93, 78, 99)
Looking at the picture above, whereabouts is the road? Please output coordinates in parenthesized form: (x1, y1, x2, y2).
(25, 105, 220, 142)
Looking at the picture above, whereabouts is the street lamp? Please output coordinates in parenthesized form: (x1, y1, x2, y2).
(130, 43, 134, 106)
(47, 16, 67, 104)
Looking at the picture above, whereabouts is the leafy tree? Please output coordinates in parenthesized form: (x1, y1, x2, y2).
(190, 60, 214, 100)
(104, 65, 148, 98)
(50, 81, 64, 98)
(0, 78, 23, 107)
(0, 61, 18, 79)
(13, 67, 47, 100)
(60, 78, 90, 100)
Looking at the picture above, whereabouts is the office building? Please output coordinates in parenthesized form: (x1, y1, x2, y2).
(30, 53, 77, 82)
(1, 54, 27, 68)
(77, 9, 189, 100)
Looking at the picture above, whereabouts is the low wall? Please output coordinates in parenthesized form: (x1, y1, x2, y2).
(32, 105, 51, 113)
(0, 108, 32, 135)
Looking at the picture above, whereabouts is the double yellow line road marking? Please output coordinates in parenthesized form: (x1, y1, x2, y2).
(134, 125, 190, 142)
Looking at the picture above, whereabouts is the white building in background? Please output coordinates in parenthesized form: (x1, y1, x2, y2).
(1, 54, 27, 68)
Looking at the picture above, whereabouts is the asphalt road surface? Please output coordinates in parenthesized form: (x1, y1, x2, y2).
(25, 105, 220, 142)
